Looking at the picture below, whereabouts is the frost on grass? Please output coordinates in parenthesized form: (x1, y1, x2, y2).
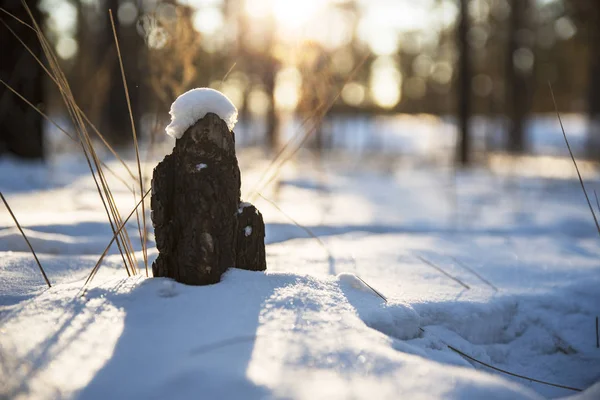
(165, 88, 238, 139)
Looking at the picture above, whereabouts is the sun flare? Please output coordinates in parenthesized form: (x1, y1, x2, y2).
(244, 0, 323, 31)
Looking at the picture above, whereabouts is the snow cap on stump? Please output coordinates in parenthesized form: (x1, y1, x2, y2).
(165, 88, 238, 139)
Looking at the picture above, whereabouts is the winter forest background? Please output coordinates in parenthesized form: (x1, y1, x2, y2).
(3, 0, 600, 162)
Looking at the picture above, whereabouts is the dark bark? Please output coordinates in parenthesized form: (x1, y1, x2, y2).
(235, 204, 266, 271)
(456, 0, 471, 166)
(151, 113, 266, 285)
(0, 0, 44, 159)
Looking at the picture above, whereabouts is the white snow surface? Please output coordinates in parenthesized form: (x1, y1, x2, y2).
(1, 152, 600, 399)
(165, 88, 238, 139)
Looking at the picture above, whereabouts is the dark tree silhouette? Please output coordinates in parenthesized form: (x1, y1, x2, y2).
(585, 2, 600, 158)
(263, 15, 280, 152)
(506, 0, 533, 154)
(456, 0, 471, 165)
(98, 0, 141, 148)
(0, 0, 44, 159)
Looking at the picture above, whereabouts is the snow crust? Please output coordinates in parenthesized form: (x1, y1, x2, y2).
(165, 88, 238, 139)
(1, 155, 600, 399)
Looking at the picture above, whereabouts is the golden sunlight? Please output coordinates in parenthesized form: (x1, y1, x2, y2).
(244, 0, 324, 32)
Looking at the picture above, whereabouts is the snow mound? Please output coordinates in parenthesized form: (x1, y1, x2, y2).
(165, 88, 238, 139)
(0, 269, 541, 399)
(337, 273, 422, 341)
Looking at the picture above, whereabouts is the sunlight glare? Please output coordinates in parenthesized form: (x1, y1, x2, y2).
(245, 0, 322, 30)
(273, 0, 321, 29)
(275, 67, 302, 111)
(192, 7, 224, 35)
(370, 56, 402, 109)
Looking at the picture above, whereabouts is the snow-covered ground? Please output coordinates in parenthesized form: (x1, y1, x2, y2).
(1, 148, 600, 399)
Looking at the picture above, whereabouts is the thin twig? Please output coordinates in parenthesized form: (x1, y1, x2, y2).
(549, 82, 600, 238)
(0, 192, 51, 288)
(417, 256, 470, 290)
(450, 256, 498, 291)
(109, 9, 148, 275)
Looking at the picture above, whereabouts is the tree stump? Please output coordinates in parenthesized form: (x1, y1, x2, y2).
(151, 112, 266, 285)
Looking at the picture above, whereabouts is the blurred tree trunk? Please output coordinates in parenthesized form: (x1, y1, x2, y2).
(99, 0, 139, 148)
(505, 0, 532, 154)
(586, 3, 600, 159)
(0, 0, 44, 159)
(456, 0, 471, 165)
(264, 16, 279, 151)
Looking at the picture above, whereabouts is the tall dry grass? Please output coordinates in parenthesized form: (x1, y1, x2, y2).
(1, 1, 152, 285)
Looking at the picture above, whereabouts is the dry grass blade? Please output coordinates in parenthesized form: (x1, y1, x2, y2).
(450, 256, 498, 291)
(0, 192, 51, 288)
(417, 327, 581, 391)
(0, 76, 75, 141)
(109, 9, 148, 274)
(446, 342, 582, 391)
(354, 276, 388, 302)
(132, 187, 146, 276)
(549, 82, 600, 238)
(417, 255, 470, 290)
(221, 61, 237, 83)
(19, 0, 138, 276)
(0, 6, 34, 29)
(83, 188, 152, 289)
